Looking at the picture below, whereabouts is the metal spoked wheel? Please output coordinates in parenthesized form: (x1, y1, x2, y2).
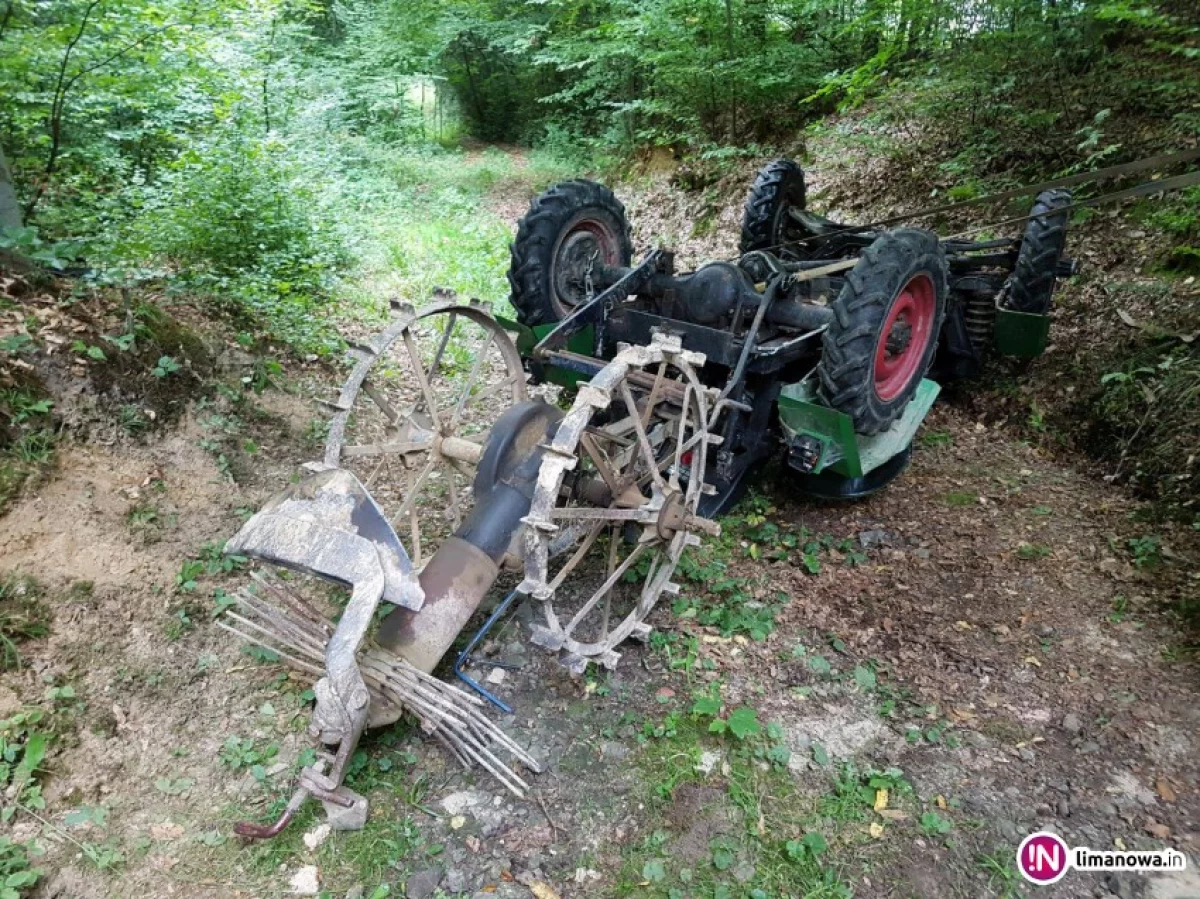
(520, 334, 720, 673)
(322, 302, 527, 568)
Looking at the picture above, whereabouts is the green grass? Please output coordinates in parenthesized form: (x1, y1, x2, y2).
(338, 146, 580, 320)
(0, 576, 50, 671)
(609, 709, 932, 898)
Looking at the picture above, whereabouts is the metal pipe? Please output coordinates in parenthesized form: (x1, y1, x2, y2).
(375, 537, 500, 673)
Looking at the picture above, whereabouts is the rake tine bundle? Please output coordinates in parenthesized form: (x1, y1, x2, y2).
(216, 576, 541, 799)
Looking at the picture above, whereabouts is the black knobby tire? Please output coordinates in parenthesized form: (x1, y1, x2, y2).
(508, 179, 633, 326)
(739, 159, 807, 254)
(818, 229, 949, 435)
(1005, 189, 1071, 314)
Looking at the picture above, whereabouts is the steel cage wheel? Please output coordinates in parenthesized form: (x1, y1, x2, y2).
(519, 334, 719, 672)
(322, 302, 527, 569)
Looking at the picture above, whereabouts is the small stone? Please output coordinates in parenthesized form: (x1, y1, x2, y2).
(289, 866, 320, 895)
(345, 888, 364, 899)
(1145, 819, 1171, 840)
(696, 749, 721, 775)
(858, 529, 891, 549)
(444, 870, 468, 893)
(1057, 799, 1070, 818)
(601, 742, 630, 761)
(406, 868, 443, 899)
(733, 863, 756, 884)
(485, 667, 506, 685)
(1061, 713, 1083, 735)
(1018, 747, 1036, 763)
(1079, 741, 1101, 754)
(303, 824, 331, 851)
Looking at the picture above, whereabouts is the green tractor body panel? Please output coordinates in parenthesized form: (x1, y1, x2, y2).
(778, 379, 941, 478)
(994, 303, 1051, 358)
(496, 316, 595, 388)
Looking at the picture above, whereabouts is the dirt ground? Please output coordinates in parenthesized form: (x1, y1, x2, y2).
(2, 145, 1198, 899)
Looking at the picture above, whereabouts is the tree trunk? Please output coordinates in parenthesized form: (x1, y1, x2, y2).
(0, 146, 22, 232)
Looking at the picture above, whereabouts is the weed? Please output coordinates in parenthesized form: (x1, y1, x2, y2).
(152, 355, 182, 379)
(164, 607, 194, 641)
(919, 810, 953, 836)
(116, 404, 151, 436)
(0, 835, 44, 897)
(220, 736, 279, 781)
(8, 431, 54, 466)
(0, 577, 50, 671)
(0, 391, 51, 425)
(0, 709, 50, 823)
(919, 429, 953, 447)
(1016, 542, 1051, 561)
(1127, 535, 1162, 569)
(943, 491, 976, 507)
(977, 848, 1025, 898)
(1108, 595, 1130, 624)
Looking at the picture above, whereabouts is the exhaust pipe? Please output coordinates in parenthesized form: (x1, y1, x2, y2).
(375, 400, 563, 670)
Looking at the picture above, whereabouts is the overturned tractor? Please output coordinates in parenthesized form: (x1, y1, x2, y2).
(220, 158, 1080, 835)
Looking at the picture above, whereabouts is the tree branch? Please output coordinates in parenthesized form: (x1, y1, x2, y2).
(0, 1, 15, 44)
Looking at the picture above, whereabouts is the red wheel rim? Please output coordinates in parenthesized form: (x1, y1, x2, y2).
(873, 273, 935, 402)
(552, 217, 621, 310)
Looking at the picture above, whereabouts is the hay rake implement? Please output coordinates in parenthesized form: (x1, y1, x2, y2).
(219, 152, 1200, 837)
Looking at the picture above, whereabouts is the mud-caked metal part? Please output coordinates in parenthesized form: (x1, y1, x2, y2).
(321, 301, 528, 570)
(375, 400, 564, 671)
(225, 468, 424, 832)
(520, 332, 720, 673)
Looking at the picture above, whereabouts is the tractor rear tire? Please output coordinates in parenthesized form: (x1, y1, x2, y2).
(1005, 189, 1071, 315)
(740, 159, 807, 254)
(508, 179, 633, 326)
(818, 229, 948, 435)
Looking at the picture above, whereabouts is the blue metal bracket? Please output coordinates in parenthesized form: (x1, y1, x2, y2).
(453, 589, 524, 713)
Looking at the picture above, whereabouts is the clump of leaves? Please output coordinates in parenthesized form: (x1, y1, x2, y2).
(0, 709, 50, 823)
(0, 835, 44, 899)
(219, 736, 279, 781)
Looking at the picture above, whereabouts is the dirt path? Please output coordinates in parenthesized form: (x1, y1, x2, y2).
(1, 150, 1197, 899)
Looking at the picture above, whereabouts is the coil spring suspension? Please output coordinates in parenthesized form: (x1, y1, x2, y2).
(954, 277, 999, 354)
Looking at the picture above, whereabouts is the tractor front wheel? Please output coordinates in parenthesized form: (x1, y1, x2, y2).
(1005, 189, 1071, 315)
(740, 158, 808, 254)
(818, 229, 948, 435)
(508, 179, 633, 326)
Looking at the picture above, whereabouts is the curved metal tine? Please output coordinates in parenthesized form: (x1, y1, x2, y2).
(579, 432, 624, 498)
(620, 381, 669, 493)
(393, 457, 438, 565)
(639, 361, 667, 431)
(446, 458, 463, 531)
(598, 522, 620, 638)
(426, 311, 458, 387)
(565, 540, 649, 635)
(547, 520, 607, 593)
(669, 384, 695, 490)
(361, 379, 400, 425)
(402, 329, 444, 432)
(448, 329, 495, 432)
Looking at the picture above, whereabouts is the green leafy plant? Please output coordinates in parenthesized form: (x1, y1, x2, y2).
(152, 355, 181, 379)
(0, 835, 44, 899)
